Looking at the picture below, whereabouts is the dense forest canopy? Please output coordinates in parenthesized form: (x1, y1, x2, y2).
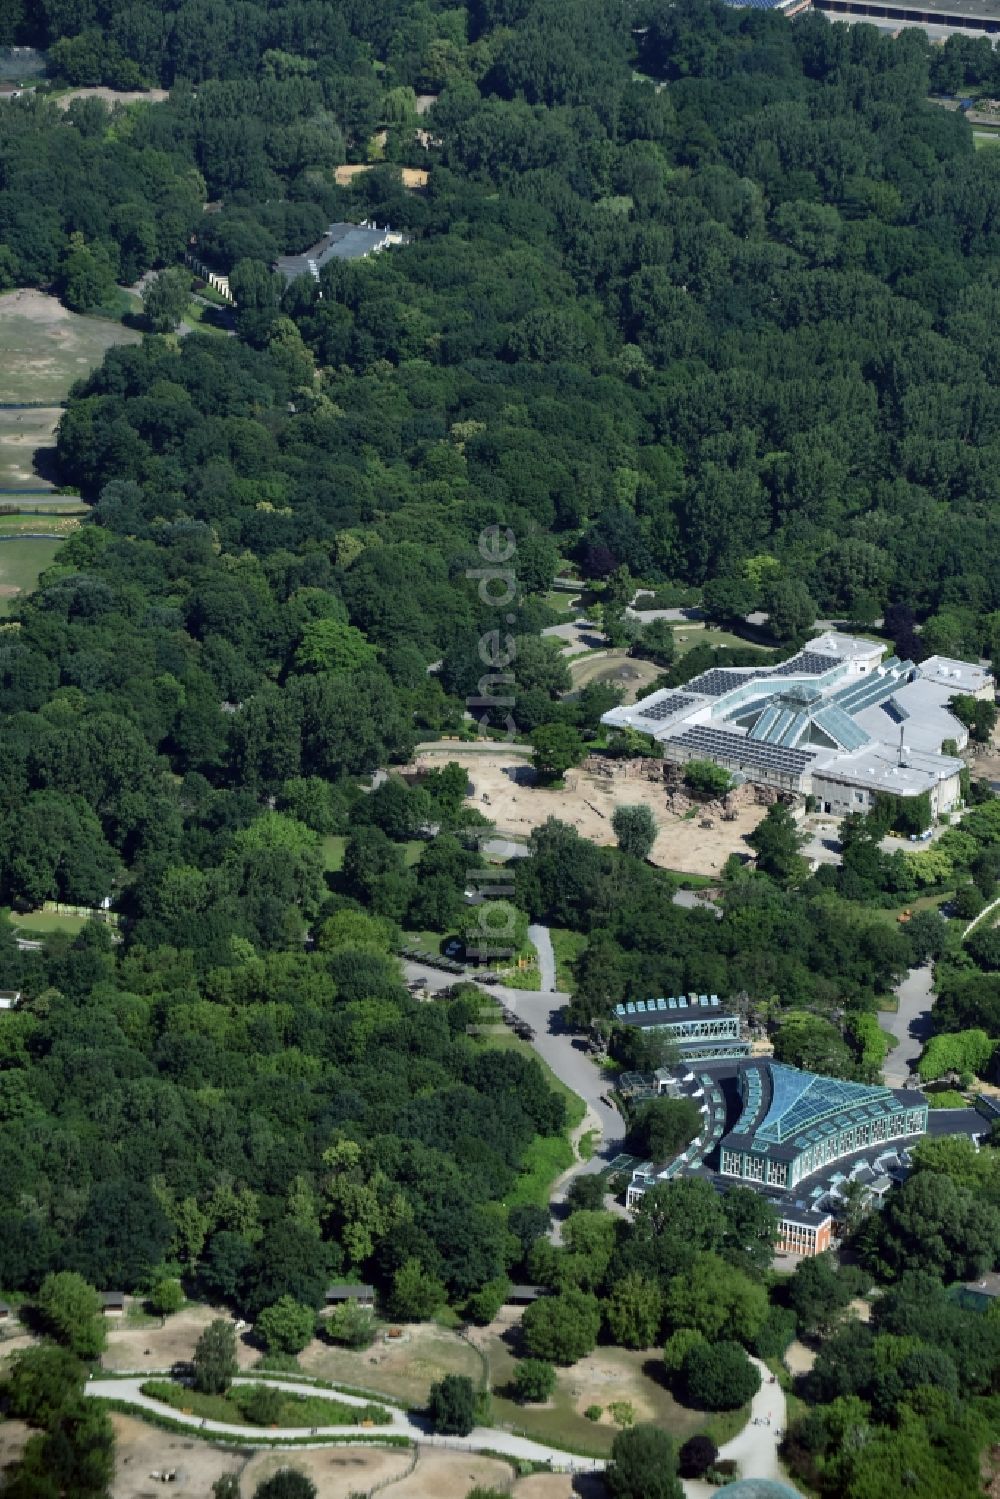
(1, 5, 1000, 1494)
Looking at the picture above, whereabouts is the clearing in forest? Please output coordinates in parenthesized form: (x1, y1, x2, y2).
(0, 289, 139, 403)
(411, 747, 767, 877)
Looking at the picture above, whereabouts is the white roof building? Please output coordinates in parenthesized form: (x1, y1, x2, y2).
(601, 634, 990, 814)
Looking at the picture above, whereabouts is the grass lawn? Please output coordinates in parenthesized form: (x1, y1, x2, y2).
(182, 298, 230, 334)
(504, 1132, 575, 1208)
(11, 910, 91, 937)
(485, 1337, 746, 1458)
(542, 588, 582, 614)
(300, 1323, 482, 1407)
(0, 537, 63, 614)
(549, 927, 587, 990)
(975, 132, 1000, 149)
(0, 289, 140, 403)
(673, 625, 754, 657)
(140, 1379, 390, 1427)
(323, 836, 424, 874)
(0, 512, 81, 535)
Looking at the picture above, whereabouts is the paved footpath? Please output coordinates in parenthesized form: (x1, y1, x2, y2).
(84, 1375, 604, 1472)
(682, 1358, 787, 1498)
(883, 963, 935, 1085)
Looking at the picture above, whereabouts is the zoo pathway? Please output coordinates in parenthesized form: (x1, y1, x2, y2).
(83, 1374, 605, 1473)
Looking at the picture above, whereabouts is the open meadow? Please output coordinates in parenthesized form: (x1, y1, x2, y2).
(0, 407, 61, 489)
(0, 537, 62, 615)
(0, 289, 139, 403)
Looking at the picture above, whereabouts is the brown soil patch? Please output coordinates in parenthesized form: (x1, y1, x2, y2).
(299, 1321, 481, 1405)
(514, 1477, 578, 1499)
(102, 1306, 252, 1374)
(412, 748, 766, 877)
(0, 1418, 30, 1483)
(382, 1449, 510, 1499)
(241, 1444, 414, 1498)
(334, 163, 429, 189)
(110, 1413, 241, 1498)
(783, 1340, 816, 1377)
(55, 87, 168, 109)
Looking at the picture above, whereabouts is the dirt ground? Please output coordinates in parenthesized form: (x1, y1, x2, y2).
(240, 1444, 421, 1499)
(110, 1414, 242, 1499)
(299, 1321, 482, 1405)
(55, 87, 168, 109)
(783, 1340, 817, 1377)
(0, 289, 140, 404)
(414, 748, 766, 877)
(0, 1418, 30, 1482)
(0, 407, 60, 488)
(334, 162, 429, 188)
(101, 1305, 256, 1374)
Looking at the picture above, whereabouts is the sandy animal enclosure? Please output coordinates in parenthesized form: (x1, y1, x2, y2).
(415, 748, 767, 876)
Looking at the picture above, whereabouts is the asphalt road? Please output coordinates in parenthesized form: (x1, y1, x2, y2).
(883, 964, 935, 1085)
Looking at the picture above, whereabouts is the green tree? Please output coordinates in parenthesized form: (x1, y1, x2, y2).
(606, 1423, 683, 1499)
(604, 1273, 664, 1349)
(58, 232, 116, 312)
(193, 1318, 238, 1395)
(678, 1434, 717, 1479)
(663, 1252, 767, 1344)
(612, 804, 658, 861)
(35, 1273, 106, 1360)
(148, 1278, 184, 1317)
(629, 1097, 702, 1162)
(389, 1258, 445, 1320)
(521, 1288, 601, 1364)
(635, 619, 676, 667)
(294, 618, 377, 674)
(512, 1358, 556, 1402)
(7, 1346, 85, 1428)
(214, 1476, 242, 1499)
(530, 723, 585, 780)
(747, 803, 808, 886)
(683, 760, 733, 798)
(240, 1382, 283, 1424)
(787, 1254, 856, 1337)
(773, 1012, 854, 1079)
(765, 579, 817, 642)
(680, 1339, 760, 1410)
(142, 267, 192, 332)
(427, 1373, 477, 1435)
(256, 1296, 315, 1355)
(326, 1299, 376, 1349)
(253, 1472, 317, 1499)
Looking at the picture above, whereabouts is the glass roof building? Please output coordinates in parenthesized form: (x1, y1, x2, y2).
(720, 1061, 927, 1191)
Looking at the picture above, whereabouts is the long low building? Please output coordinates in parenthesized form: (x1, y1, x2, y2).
(613, 994, 752, 1061)
(601, 634, 991, 816)
(626, 1059, 930, 1255)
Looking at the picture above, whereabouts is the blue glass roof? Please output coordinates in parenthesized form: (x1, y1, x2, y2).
(757, 1063, 900, 1145)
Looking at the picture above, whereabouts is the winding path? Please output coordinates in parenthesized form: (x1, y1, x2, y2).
(83, 1374, 604, 1472)
(682, 1359, 787, 1498)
